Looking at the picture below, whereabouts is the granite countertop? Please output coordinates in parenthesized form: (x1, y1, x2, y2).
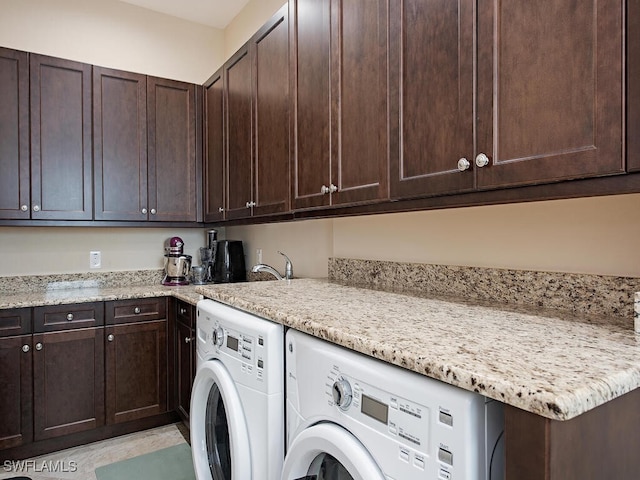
(195, 278, 640, 421)
(0, 284, 203, 309)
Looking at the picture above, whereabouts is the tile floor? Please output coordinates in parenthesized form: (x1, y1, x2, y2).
(0, 423, 190, 480)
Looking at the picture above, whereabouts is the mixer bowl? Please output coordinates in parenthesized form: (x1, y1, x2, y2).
(162, 254, 192, 285)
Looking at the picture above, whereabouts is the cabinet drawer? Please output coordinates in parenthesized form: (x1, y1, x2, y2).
(106, 298, 167, 325)
(34, 302, 104, 332)
(0, 308, 31, 337)
(176, 300, 194, 328)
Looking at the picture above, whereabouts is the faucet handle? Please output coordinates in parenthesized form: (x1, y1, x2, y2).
(278, 251, 293, 280)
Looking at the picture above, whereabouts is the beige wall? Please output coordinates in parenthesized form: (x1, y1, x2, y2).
(1, 0, 638, 280)
(0, 0, 224, 84)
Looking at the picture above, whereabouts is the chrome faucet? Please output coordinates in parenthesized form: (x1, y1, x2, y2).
(251, 251, 293, 280)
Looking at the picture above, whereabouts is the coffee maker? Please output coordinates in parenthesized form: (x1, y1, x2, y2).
(199, 230, 246, 283)
(162, 237, 192, 286)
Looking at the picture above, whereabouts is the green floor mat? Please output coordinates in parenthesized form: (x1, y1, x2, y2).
(95, 443, 195, 480)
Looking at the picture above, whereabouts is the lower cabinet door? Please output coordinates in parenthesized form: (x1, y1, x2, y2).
(0, 335, 33, 449)
(33, 328, 105, 441)
(105, 320, 168, 424)
(176, 320, 195, 422)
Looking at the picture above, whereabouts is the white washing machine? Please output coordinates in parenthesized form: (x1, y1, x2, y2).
(191, 299, 284, 480)
(283, 330, 505, 480)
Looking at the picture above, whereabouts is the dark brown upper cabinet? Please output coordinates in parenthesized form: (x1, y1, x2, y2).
(629, 0, 640, 172)
(93, 67, 148, 221)
(224, 45, 254, 221)
(30, 54, 93, 220)
(291, 0, 388, 211)
(0, 48, 29, 220)
(388, 0, 474, 199)
(251, 7, 290, 217)
(0, 50, 92, 220)
(94, 68, 199, 222)
(203, 68, 225, 222)
(147, 77, 200, 222)
(390, 0, 624, 200)
(220, 5, 290, 221)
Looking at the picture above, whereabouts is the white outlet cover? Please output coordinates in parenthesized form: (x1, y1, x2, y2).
(90, 251, 101, 269)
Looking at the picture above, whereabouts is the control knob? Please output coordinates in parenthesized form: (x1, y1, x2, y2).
(332, 377, 353, 411)
(212, 326, 224, 347)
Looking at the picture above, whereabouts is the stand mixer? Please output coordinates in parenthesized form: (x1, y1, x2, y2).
(162, 237, 192, 286)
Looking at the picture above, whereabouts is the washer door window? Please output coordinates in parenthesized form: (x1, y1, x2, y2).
(282, 423, 385, 480)
(191, 360, 251, 480)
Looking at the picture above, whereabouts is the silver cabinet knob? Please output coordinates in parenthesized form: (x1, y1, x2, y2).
(33, 205, 40, 212)
(35, 342, 43, 351)
(457, 158, 471, 171)
(141, 208, 148, 214)
(179, 307, 187, 315)
(150, 208, 157, 215)
(133, 307, 141, 314)
(329, 183, 338, 193)
(245, 201, 256, 208)
(245, 201, 251, 208)
(21, 205, 28, 212)
(475, 153, 490, 168)
(107, 334, 115, 342)
(22, 344, 30, 353)
(184, 337, 194, 344)
(320, 185, 330, 194)
(332, 377, 353, 410)
(66, 313, 74, 321)
(218, 207, 224, 213)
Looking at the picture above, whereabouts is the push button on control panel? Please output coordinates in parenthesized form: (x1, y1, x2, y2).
(439, 410, 453, 427)
(438, 448, 453, 466)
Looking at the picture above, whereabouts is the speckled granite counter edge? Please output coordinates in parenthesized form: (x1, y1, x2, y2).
(329, 258, 640, 319)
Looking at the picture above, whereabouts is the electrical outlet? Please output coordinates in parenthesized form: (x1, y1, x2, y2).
(256, 248, 263, 264)
(90, 251, 101, 269)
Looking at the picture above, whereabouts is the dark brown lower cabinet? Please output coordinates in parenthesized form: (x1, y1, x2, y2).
(1, 299, 173, 461)
(0, 334, 32, 450)
(174, 300, 196, 424)
(33, 328, 104, 440)
(105, 319, 168, 424)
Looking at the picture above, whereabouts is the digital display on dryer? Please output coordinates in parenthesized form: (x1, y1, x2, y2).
(227, 335, 239, 351)
(362, 394, 388, 424)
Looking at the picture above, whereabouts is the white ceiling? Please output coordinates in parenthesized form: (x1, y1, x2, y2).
(117, 0, 251, 29)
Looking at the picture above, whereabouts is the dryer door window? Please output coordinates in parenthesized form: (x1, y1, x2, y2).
(191, 360, 252, 480)
(296, 453, 353, 479)
(282, 423, 386, 480)
(205, 383, 231, 479)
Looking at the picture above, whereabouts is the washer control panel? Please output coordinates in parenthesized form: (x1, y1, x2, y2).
(325, 366, 431, 458)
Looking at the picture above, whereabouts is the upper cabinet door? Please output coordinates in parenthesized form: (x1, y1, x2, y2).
(331, 0, 389, 206)
(389, 0, 475, 200)
(252, 6, 290, 217)
(291, 0, 332, 210)
(93, 67, 148, 221)
(224, 47, 254, 221)
(629, 0, 640, 172)
(0, 48, 29, 220)
(476, 0, 624, 188)
(147, 77, 198, 222)
(203, 69, 225, 222)
(30, 54, 93, 220)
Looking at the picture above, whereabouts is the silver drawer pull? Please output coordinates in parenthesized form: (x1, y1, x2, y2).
(66, 313, 74, 321)
(134, 307, 141, 314)
(107, 334, 115, 342)
(35, 342, 43, 351)
(184, 337, 194, 344)
(22, 344, 30, 353)
(180, 308, 187, 315)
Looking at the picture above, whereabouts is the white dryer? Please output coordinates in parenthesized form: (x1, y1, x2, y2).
(283, 330, 505, 480)
(191, 299, 284, 480)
